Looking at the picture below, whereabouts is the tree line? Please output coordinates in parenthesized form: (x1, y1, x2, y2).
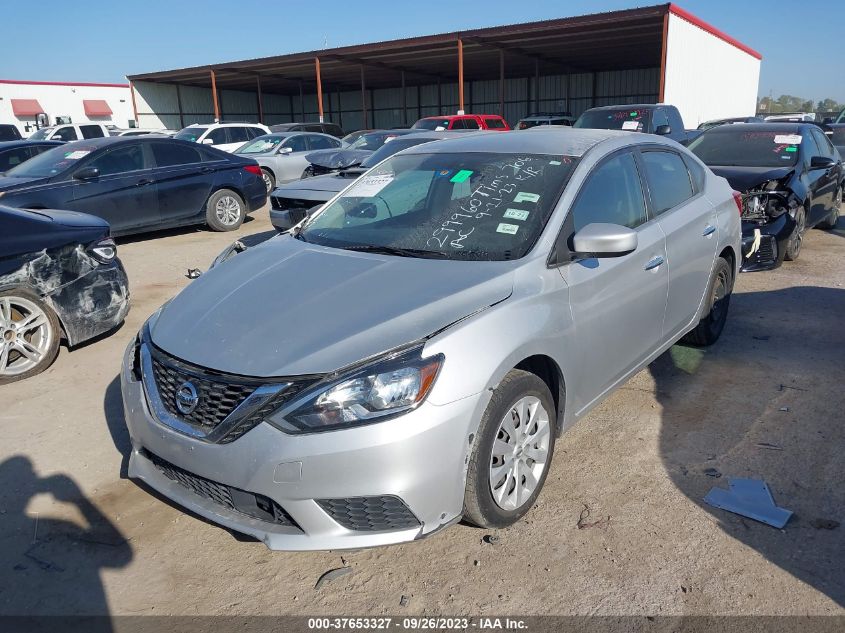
(757, 95, 843, 114)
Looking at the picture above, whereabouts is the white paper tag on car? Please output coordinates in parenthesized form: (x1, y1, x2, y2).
(496, 223, 519, 235)
(622, 121, 641, 131)
(64, 150, 90, 160)
(774, 134, 802, 145)
(349, 174, 393, 197)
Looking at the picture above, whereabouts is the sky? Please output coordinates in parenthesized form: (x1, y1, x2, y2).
(1, 0, 842, 103)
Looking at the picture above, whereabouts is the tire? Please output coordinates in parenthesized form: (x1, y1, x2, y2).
(817, 188, 841, 230)
(205, 189, 245, 232)
(0, 288, 61, 385)
(463, 369, 556, 529)
(785, 205, 806, 261)
(261, 168, 276, 193)
(682, 256, 732, 347)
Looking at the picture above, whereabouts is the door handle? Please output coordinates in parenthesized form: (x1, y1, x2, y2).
(136, 178, 155, 187)
(644, 255, 665, 271)
(702, 224, 716, 237)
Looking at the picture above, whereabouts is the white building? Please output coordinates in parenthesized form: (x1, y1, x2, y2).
(0, 79, 135, 137)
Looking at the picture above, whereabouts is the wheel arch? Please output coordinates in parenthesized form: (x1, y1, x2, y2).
(718, 245, 737, 287)
(513, 354, 566, 436)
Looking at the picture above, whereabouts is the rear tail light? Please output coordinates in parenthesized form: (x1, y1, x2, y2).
(244, 164, 262, 176)
(89, 238, 117, 264)
(732, 191, 743, 216)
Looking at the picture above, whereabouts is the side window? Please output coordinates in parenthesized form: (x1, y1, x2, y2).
(80, 125, 105, 139)
(667, 108, 685, 132)
(448, 119, 465, 130)
(324, 124, 343, 137)
(570, 152, 648, 232)
(484, 117, 506, 129)
(651, 109, 669, 130)
(307, 134, 335, 150)
(0, 147, 32, 171)
(812, 128, 834, 158)
(801, 131, 820, 164)
(54, 127, 78, 141)
(87, 144, 146, 176)
(206, 128, 228, 145)
(228, 127, 250, 144)
(681, 153, 706, 193)
(151, 142, 203, 167)
(463, 118, 480, 130)
(245, 127, 263, 140)
(283, 135, 309, 152)
(640, 150, 694, 215)
(304, 124, 323, 133)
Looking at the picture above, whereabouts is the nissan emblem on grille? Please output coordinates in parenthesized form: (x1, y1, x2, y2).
(175, 381, 199, 415)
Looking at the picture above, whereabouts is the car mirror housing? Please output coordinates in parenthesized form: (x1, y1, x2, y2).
(810, 156, 835, 170)
(572, 223, 638, 257)
(201, 138, 214, 145)
(655, 124, 672, 136)
(73, 166, 100, 181)
(278, 146, 293, 154)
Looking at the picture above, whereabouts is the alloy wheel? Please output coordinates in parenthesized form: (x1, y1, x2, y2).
(788, 208, 806, 258)
(215, 196, 242, 226)
(262, 172, 273, 192)
(0, 296, 53, 377)
(489, 396, 551, 511)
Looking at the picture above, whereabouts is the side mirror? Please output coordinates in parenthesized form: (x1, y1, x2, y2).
(277, 146, 293, 154)
(655, 124, 672, 136)
(810, 156, 835, 170)
(572, 223, 638, 257)
(73, 166, 100, 181)
(345, 202, 378, 220)
(201, 138, 214, 145)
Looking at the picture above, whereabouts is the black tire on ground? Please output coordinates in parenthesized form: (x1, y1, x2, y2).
(785, 206, 806, 261)
(261, 168, 276, 193)
(0, 288, 61, 385)
(682, 256, 732, 347)
(817, 189, 841, 230)
(205, 189, 246, 232)
(463, 369, 556, 529)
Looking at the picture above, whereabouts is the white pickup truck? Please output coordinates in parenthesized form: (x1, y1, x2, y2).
(26, 122, 111, 142)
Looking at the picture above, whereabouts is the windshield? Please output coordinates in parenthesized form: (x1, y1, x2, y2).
(300, 152, 578, 261)
(359, 137, 436, 168)
(689, 130, 801, 167)
(27, 128, 53, 140)
(341, 130, 369, 144)
(174, 127, 207, 142)
(347, 132, 400, 151)
(5, 144, 98, 178)
(413, 119, 451, 131)
(575, 109, 651, 132)
(236, 135, 284, 154)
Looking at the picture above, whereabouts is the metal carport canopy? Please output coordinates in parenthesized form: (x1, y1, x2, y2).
(126, 4, 668, 94)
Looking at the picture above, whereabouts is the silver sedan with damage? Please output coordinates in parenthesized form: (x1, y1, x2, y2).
(235, 132, 342, 192)
(121, 128, 741, 550)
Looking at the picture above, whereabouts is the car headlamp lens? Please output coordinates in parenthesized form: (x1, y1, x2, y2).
(269, 347, 442, 434)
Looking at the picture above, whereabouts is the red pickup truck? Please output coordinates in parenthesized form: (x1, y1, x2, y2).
(412, 114, 510, 131)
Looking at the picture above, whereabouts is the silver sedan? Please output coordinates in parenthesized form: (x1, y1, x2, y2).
(122, 128, 741, 550)
(235, 132, 342, 192)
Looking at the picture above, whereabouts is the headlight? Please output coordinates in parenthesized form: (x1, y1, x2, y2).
(268, 346, 443, 434)
(89, 238, 117, 264)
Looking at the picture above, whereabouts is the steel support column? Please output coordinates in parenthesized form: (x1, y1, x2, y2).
(360, 65, 368, 128)
(401, 70, 407, 126)
(457, 39, 465, 113)
(534, 59, 540, 112)
(315, 57, 324, 122)
(256, 75, 264, 124)
(129, 81, 139, 126)
(499, 50, 505, 116)
(175, 83, 185, 128)
(210, 69, 220, 122)
(299, 81, 305, 120)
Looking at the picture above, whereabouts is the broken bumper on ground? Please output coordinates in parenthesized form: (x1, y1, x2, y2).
(740, 214, 796, 272)
(120, 341, 483, 550)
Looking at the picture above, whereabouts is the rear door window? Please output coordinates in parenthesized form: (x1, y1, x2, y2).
(207, 128, 229, 146)
(80, 125, 105, 139)
(228, 127, 250, 144)
(640, 150, 694, 215)
(307, 134, 337, 150)
(245, 127, 264, 140)
(449, 119, 465, 130)
(570, 152, 648, 231)
(151, 142, 204, 167)
(53, 126, 78, 141)
(483, 117, 506, 129)
(283, 135, 309, 152)
(463, 118, 480, 130)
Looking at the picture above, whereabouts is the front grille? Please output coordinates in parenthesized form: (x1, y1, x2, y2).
(151, 355, 256, 434)
(145, 450, 299, 529)
(317, 496, 420, 532)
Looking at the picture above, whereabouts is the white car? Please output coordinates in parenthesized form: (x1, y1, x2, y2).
(27, 122, 111, 142)
(112, 128, 175, 137)
(174, 122, 270, 153)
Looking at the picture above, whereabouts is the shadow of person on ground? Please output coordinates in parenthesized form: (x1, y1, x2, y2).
(652, 285, 845, 607)
(0, 456, 132, 628)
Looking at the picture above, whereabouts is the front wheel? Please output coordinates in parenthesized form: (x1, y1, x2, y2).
(463, 369, 556, 529)
(682, 256, 732, 347)
(785, 206, 806, 261)
(205, 189, 245, 232)
(0, 289, 61, 385)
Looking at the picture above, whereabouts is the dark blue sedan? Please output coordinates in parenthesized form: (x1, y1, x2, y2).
(0, 140, 64, 173)
(0, 136, 267, 236)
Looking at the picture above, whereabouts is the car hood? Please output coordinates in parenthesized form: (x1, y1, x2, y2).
(305, 149, 371, 169)
(272, 171, 361, 197)
(150, 235, 514, 377)
(31, 208, 110, 229)
(708, 165, 794, 192)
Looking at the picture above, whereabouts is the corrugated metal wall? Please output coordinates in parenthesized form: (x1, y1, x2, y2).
(663, 14, 760, 127)
(133, 67, 658, 131)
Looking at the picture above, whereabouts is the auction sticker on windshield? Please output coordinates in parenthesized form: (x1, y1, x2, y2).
(349, 174, 394, 197)
(774, 134, 802, 145)
(64, 150, 90, 160)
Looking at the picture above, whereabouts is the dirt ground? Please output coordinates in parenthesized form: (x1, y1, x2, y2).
(1, 207, 843, 618)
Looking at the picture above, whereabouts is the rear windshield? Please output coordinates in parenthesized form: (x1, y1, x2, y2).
(4, 144, 98, 178)
(575, 109, 651, 132)
(347, 132, 401, 150)
(0, 126, 20, 141)
(174, 127, 207, 142)
(484, 118, 507, 129)
(360, 137, 436, 168)
(412, 119, 451, 131)
(689, 129, 802, 167)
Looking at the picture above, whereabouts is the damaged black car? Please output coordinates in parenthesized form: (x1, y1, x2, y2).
(0, 205, 129, 383)
(689, 123, 843, 271)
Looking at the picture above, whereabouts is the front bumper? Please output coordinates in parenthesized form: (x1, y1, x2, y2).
(740, 214, 796, 272)
(120, 341, 484, 550)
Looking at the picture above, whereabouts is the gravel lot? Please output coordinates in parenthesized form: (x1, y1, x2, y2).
(1, 207, 843, 618)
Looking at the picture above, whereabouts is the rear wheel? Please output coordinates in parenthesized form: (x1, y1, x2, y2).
(682, 256, 732, 347)
(205, 189, 245, 232)
(817, 188, 841, 230)
(261, 168, 276, 193)
(785, 206, 806, 261)
(463, 369, 556, 529)
(0, 289, 61, 385)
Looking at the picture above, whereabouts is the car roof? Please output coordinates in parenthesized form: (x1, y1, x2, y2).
(701, 122, 812, 134)
(402, 127, 631, 157)
(585, 104, 660, 112)
(419, 114, 502, 119)
(0, 140, 63, 149)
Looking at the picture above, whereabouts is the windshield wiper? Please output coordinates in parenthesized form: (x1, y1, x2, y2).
(341, 244, 448, 259)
